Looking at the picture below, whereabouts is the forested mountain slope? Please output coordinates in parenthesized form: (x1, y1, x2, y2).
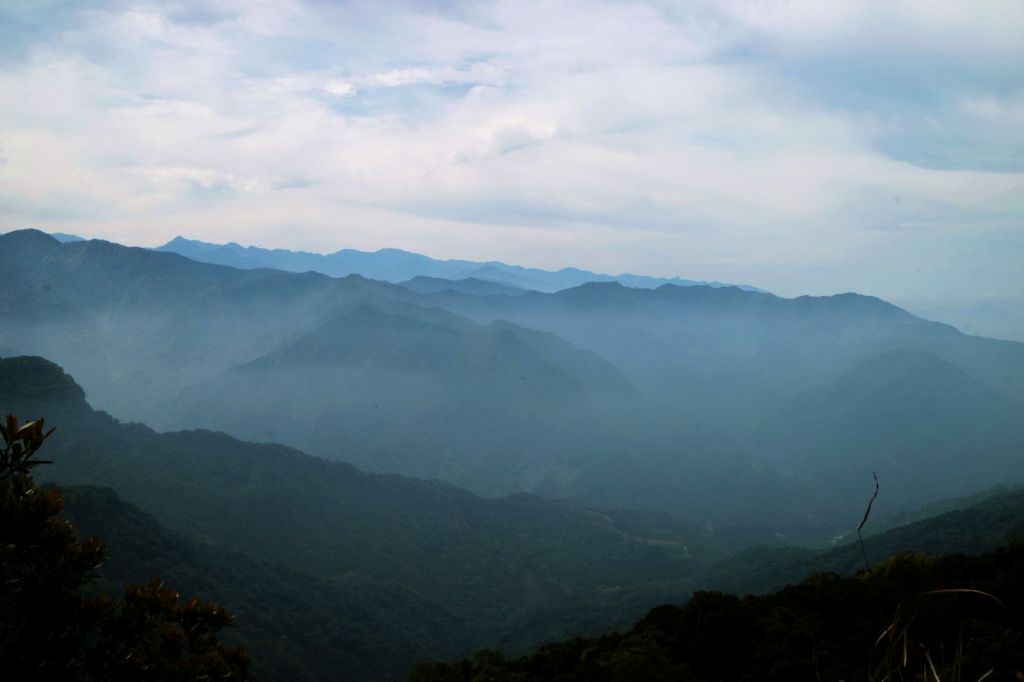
(699, 486, 1024, 596)
(60, 486, 467, 682)
(5, 354, 1023, 679)
(0, 355, 720, 649)
(4, 229, 1024, 541)
(413, 543, 1024, 681)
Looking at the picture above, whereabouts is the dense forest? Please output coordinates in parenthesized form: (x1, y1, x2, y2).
(412, 544, 1024, 681)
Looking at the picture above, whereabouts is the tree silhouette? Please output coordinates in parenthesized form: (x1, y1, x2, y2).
(0, 413, 251, 680)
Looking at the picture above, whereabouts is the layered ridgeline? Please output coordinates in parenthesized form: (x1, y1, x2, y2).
(0, 230, 828, 539)
(0, 355, 722, 676)
(7, 356, 1024, 681)
(432, 281, 1024, 525)
(3, 229, 1024, 542)
(155, 236, 757, 293)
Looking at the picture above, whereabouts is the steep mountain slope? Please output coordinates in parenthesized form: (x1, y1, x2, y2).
(155, 235, 758, 292)
(171, 305, 637, 484)
(167, 304, 829, 532)
(700, 486, 1024, 597)
(759, 348, 1024, 515)
(0, 355, 722, 643)
(60, 486, 469, 682)
(450, 485, 1024, 657)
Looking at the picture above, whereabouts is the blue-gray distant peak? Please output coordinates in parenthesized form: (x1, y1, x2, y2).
(7, 228, 82, 244)
(49, 232, 85, 243)
(155, 236, 766, 293)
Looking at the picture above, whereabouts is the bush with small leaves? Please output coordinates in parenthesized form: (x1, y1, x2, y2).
(0, 413, 251, 680)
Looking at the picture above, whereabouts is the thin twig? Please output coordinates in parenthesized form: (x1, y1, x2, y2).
(858, 472, 879, 573)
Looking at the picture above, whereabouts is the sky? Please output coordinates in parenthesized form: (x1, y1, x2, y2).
(0, 0, 1022, 303)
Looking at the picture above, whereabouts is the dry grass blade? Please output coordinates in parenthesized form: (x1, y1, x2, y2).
(954, 630, 963, 682)
(923, 647, 941, 682)
(916, 589, 1006, 609)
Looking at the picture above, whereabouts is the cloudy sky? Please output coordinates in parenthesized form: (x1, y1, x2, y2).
(1, 0, 1022, 302)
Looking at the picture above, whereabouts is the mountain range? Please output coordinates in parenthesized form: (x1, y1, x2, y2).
(3, 229, 1023, 544)
(4, 227, 1024, 679)
(154, 235, 763, 293)
(48, 231, 1024, 341)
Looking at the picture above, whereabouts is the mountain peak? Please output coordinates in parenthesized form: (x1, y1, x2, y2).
(0, 356, 86, 405)
(552, 280, 633, 302)
(1, 230, 64, 263)
(2, 228, 60, 244)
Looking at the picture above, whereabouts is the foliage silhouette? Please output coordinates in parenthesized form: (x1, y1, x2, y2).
(0, 413, 250, 680)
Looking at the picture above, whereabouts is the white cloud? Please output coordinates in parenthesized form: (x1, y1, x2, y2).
(0, 0, 1021, 300)
(323, 79, 355, 97)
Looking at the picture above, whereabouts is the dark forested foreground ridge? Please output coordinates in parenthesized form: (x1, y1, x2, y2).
(4, 356, 1024, 680)
(0, 413, 250, 680)
(0, 355, 714, 679)
(4, 229, 1024, 545)
(413, 545, 1024, 682)
(58, 485, 469, 681)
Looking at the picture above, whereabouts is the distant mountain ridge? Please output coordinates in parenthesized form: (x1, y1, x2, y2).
(4, 229, 1024, 543)
(398, 275, 527, 297)
(154, 235, 764, 293)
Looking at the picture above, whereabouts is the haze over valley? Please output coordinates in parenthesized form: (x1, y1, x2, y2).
(2, 1, 1023, 679)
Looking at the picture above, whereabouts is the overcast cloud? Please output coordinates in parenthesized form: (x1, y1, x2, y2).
(1, 0, 1022, 301)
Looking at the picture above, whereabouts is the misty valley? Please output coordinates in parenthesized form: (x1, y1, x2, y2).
(2, 230, 1024, 680)
(5, 0, 1024, 678)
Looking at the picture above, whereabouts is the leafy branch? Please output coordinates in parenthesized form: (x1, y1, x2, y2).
(0, 413, 56, 480)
